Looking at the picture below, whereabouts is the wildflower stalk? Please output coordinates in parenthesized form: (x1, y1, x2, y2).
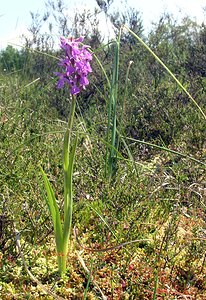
(40, 36, 92, 276)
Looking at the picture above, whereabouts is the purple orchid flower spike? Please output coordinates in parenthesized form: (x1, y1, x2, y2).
(55, 36, 92, 95)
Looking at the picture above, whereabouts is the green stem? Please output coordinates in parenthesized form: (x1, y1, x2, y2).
(62, 135, 78, 274)
(60, 96, 77, 275)
(106, 29, 121, 179)
(63, 97, 76, 212)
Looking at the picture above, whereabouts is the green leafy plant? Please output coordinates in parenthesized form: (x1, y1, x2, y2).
(40, 36, 92, 276)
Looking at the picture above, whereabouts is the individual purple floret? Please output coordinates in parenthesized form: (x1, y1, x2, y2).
(55, 36, 92, 95)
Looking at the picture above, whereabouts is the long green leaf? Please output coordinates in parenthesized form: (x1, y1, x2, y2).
(40, 167, 63, 253)
(123, 136, 206, 167)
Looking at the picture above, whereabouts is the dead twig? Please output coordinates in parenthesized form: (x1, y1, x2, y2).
(74, 226, 151, 253)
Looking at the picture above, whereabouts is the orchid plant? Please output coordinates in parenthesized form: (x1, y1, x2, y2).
(40, 36, 92, 276)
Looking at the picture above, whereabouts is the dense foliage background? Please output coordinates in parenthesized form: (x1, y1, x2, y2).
(0, 0, 205, 299)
